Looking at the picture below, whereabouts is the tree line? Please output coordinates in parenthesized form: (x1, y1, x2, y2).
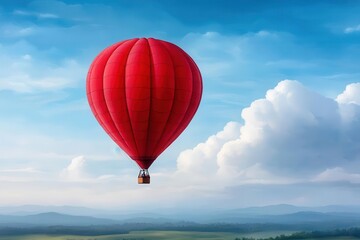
(235, 227, 360, 240)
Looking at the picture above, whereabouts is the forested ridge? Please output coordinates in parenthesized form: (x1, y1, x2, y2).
(236, 227, 360, 240)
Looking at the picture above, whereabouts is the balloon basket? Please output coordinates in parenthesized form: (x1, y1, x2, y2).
(138, 169, 150, 184)
(138, 176, 150, 184)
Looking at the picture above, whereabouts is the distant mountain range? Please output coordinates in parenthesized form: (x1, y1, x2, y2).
(0, 205, 104, 216)
(2, 203, 360, 216)
(0, 204, 360, 228)
(229, 204, 360, 215)
(0, 212, 117, 226)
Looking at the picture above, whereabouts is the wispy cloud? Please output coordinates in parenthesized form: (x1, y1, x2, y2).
(1, 25, 35, 37)
(13, 10, 59, 19)
(0, 167, 41, 173)
(0, 45, 86, 93)
(344, 24, 360, 33)
(265, 59, 317, 69)
(314, 167, 360, 183)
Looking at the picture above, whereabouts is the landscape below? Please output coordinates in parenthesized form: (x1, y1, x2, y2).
(0, 204, 360, 239)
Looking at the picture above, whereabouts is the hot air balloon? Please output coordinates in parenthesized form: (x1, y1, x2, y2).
(86, 38, 202, 184)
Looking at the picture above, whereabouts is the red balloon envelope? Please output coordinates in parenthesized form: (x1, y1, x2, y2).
(86, 38, 202, 184)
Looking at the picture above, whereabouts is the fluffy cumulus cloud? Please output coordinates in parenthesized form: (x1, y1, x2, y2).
(177, 80, 360, 184)
(61, 156, 88, 181)
(177, 121, 241, 175)
(336, 83, 360, 104)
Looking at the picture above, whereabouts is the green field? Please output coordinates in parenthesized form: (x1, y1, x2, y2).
(0, 231, 358, 240)
(0, 231, 293, 240)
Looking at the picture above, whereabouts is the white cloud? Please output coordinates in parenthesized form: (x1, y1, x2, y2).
(314, 167, 360, 183)
(177, 80, 360, 184)
(336, 83, 360, 104)
(344, 24, 360, 33)
(336, 83, 360, 124)
(218, 80, 344, 177)
(13, 10, 59, 19)
(61, 156, 88, 181)
(0, 166, 45, 182)
(0, 167, 40, 173)
(177, 121, 241, 175)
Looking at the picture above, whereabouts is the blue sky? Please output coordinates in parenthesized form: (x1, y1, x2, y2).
(1, 0, 360, 209)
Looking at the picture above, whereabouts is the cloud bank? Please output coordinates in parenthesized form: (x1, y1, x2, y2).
(2, 80, 360, 208)
(177, 80, 360, 184)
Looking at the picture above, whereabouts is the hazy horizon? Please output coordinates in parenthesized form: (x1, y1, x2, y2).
(1, 0, 360, 211)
